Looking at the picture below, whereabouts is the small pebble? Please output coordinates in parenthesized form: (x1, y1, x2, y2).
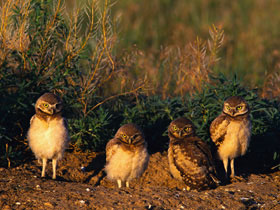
(15, 202, 21, 205)
(44, 202, 54, 208)
(86, 188, 90, 192)
(79, 200, 85, 204)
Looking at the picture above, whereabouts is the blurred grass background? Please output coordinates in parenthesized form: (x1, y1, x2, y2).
(108, 0, 280, 87)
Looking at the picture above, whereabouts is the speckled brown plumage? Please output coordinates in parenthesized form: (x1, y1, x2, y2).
(168, 117, 220, 191)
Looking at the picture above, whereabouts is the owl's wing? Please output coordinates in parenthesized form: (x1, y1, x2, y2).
(171, 142, 200, 177)
(193, 137, 215, 166)
(30, 115, 36, 125)
(210, 114, 229, 146)
(193, 138, 220, 184)
(173, 140, 220, 186)
(105, 138, 120, 162)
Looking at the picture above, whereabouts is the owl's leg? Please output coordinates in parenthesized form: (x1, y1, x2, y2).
(117, 179, 122, 188)
(52, 159, 57, 179)
(230, 158, 235, 178)
(41, 158, 47, 178)
(125, 181, 130, 188)
(222, 158, 229, 177)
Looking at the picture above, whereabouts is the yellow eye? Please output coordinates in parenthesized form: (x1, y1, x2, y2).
(236, 106, 242, 110)
(184, 127, 191, 132)
(173, 126, 178, 131)
(122, 134, 127, 138)
(226, 105, 231, 110)
(43, 103, 49, 108)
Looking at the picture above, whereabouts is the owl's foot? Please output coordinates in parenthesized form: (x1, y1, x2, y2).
(230, 175, 245, 182)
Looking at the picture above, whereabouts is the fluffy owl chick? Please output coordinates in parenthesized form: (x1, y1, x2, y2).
(210, 96, 251, 179)
(168, 117, 220, 191)
(105, 123, 149, 188)
(28, 93, 69, 179)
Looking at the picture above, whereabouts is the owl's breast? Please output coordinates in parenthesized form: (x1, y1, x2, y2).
(105, 145, 149, 181)
(218, 120, 251, 159)
(28, 116, 68, 159)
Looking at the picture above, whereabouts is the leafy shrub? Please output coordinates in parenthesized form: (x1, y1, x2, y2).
(0, 0, 118, 166)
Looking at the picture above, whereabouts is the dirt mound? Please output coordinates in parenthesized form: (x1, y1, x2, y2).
(0, 152, 279, 209)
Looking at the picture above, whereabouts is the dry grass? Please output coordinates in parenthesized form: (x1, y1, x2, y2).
(0, 0, 146, 116)
(111, 25, 224, 98)
(262, 72, 280, 100)
(110, 0, 280, 87)
(0, 0, 31, 69)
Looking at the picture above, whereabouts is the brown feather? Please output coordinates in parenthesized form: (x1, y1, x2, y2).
(168, 117, 220, 190)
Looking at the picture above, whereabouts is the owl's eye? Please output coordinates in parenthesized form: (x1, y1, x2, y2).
(43, 103, 49, 108)
(184, 127, 191, 132)
(225, 105, 231, 110)
(122, 134, 127, 138)
(173, 126, 178, 131)
(236, 106, 242, 110)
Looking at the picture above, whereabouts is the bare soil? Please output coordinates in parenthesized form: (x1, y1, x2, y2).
(0, 152, 280, 210)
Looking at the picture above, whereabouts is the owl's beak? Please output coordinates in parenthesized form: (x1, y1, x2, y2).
(231, 110, 236, 116)
(178, 131, 182, 137)
(49, 108, 54, 115)
(128, 138, 132, 144)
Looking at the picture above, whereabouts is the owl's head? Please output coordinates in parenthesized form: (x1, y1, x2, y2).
(223, 96, 249, 117)
(168, 117, 195, 139)
(35, 93, 63, 116)
(115, 123, 145, 145)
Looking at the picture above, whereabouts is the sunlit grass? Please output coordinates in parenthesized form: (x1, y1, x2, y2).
(110, 0, 280, 87)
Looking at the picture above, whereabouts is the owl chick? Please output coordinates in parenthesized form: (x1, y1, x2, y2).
(28, 93, 69, 179)
(168, 117, 220, 191)
(210, 96, 251, 179)
(105, 123, 149, 188)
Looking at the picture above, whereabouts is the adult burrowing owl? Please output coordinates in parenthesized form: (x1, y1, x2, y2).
(105, 123, 149, 188)
(210, 96, 251, 179)
(28, 93, 69, 179)
(168, 117, 220, 190)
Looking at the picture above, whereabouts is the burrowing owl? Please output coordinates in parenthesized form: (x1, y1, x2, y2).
(28, 93, 69, 179)
(105, 123, 149, 188)
(210, 96, 251, 179)
(168, 117, 220, 190)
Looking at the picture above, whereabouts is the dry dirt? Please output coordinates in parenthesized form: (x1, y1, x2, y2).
(0, 152, 280, 210)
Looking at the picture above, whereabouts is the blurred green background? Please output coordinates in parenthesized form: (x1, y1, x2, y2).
(107, 0, 280, 86)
